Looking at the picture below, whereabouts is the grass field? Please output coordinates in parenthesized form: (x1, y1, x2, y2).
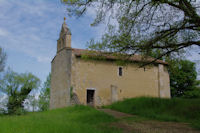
(0, 105, 121, 133)
(107, 97, 200, 129)
(1, 98, 200, 133)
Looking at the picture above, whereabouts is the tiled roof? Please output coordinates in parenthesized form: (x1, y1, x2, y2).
(72, 48, 168, 65)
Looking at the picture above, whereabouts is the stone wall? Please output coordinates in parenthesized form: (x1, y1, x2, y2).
(50, 50, 171, 109)
(50, 48, 72, 109)
(71, 56, 162, 106)
(158, 64, 171, 98)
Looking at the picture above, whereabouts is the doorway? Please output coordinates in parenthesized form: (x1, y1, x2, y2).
(87, 90, 95, 106)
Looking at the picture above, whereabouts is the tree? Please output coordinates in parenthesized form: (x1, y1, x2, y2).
(0, 47, 6, 114)
(168, 59, 200, 97)
(24, 94, 39, 112)
(0, 94, 7, 114)
(38, 73, 50, 111)
(0, 70, 40, 114)
(62, 0, 200, 63)
(148, 49, 200, 98)
(0, 47, 6, 73)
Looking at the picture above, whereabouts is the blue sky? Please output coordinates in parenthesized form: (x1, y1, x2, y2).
(0, 0, 199, 84)
(0, 0, 105, 83)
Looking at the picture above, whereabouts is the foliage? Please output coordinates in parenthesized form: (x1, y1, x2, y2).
(62, 0, 200, 63)
(0, 93, 7, 114)
(0, 105, 120, 133)
(25, 95, 39, 112)
(70, 86, 73, 98)
(38, 73, 50, 111)
(107, 97, 200, 129)
(182, 88, 200, 99)
(0, 47, 6, 73)
(149, 49, 200, 98)
(0, 70, 40, 115)
(168, 59, 200, 97)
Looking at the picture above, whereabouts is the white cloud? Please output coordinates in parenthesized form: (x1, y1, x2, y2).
(0, 0, 105, 82)
(0, 0, 62, 63)
(37, 56, 51, 63)
(0, 28, 9, 37)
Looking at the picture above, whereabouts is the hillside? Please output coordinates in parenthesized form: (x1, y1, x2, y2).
(0, 106, 120, 133)
(1, 98, 200, 133)
(107, 97, 200, 129)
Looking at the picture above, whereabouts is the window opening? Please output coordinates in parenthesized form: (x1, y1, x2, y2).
(119, 67, 122, 76)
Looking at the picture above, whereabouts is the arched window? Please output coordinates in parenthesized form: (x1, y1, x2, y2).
(119, 67, 123, 76)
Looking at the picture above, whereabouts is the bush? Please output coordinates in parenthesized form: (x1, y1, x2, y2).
(183, 89, 200, 98)
(0, 108, 4, 114)
(169, 59, 199, 97)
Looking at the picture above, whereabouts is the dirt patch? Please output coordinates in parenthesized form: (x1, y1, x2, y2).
(99, 109, 200, 133)
(111, 121, 200, 133)
(99, 109, 133, 119)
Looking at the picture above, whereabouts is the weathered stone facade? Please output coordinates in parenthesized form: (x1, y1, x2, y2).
(50, 20, 171, 109)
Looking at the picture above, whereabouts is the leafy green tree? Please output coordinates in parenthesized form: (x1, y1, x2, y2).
(38, 73, 50, 111)
(0, 70, 40, 114)
(149, 50, 200, 98)
(0, 94, 7, 114)
(62, 0, 200, 62)
(0, 47, 6, 114)
(168, 59, 200, 97)
(0, 47, 6, 73)
(25, 94, 39, 112)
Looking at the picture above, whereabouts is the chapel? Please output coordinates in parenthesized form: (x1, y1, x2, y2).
(50, 19, 171, 109)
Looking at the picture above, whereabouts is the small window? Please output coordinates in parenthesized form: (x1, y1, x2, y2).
(119, 67, 123, 76)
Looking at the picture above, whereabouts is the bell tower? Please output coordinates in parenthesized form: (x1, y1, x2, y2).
(50, 18, 72, 109)
(57, 17, 72, 52)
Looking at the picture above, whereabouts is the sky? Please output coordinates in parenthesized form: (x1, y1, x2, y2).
(0, 0, 199, 85)
(0, 0, 106, 83)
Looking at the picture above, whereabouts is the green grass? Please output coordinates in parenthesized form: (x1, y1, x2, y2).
(107, 97, 200, 129)
(0, 105, 121, 133)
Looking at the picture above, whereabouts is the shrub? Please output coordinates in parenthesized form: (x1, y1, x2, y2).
(183, 89, 200, 98)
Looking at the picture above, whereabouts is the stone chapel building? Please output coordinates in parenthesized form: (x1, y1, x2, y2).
(50, 19, 171, 109)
